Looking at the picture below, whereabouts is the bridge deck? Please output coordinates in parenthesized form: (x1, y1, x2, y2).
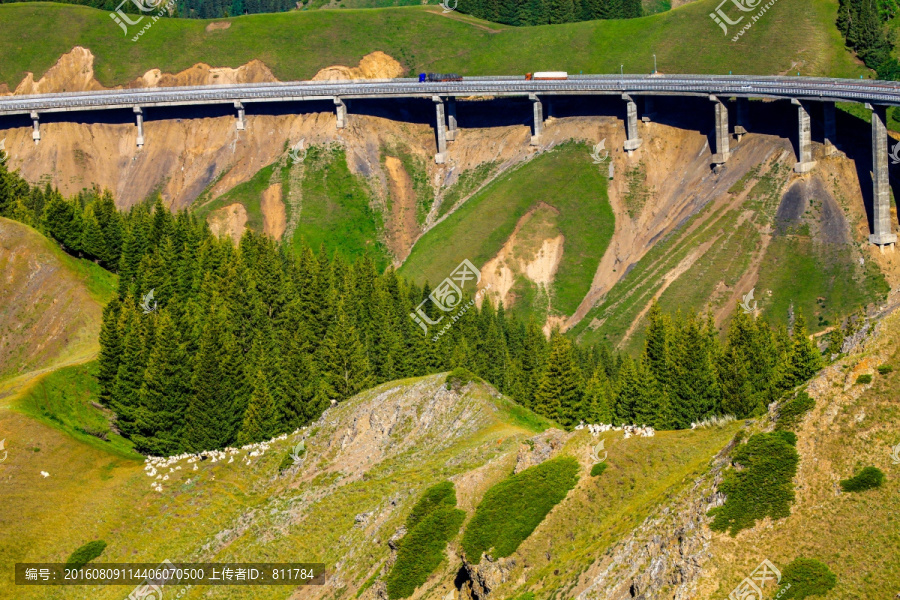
(2, 75, 900, 116)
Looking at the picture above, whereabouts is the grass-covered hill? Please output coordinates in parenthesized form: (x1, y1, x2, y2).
(0, 217, 116, 390)
(0, 366, 739, 600)
(0, 0, 865, 90)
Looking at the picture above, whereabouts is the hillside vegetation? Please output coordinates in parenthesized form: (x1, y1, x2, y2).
(0, 370, 740, 600)
(0, 0, 865, 89)
(400, 142, 615, 321)
(0, 217, 116, 386)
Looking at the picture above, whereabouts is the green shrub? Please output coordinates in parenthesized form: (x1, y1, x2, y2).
(709, 433, 799, 536)
(65, 540, 107, 569)
(511, 593, 535, 600)
(840, 466, 885, 492)
(445, 367, 481, 391)
(590, 462, 608, 477)
(405, 481, 456, 530)
(772, 430, 797, 447)
(775, 392, 815, 431)
(385, 482, 466, 599)
(877, 364, 893, 375)
(855, 374, 873, 384)
(780, 558, 837, 599)
(461, 456, 579, 562)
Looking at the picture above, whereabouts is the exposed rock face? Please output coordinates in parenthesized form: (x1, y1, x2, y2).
(574, 441, 735, 600)
(513, 428, 566, 473)
(463, 554, 516, 600)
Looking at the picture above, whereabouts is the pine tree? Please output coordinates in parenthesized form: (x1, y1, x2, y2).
(582, 366, 613, 424)
(319, 300, 373, 401)
(782, 312, 824, 389)
(182, 307, 235, 452)
(669, 315, 721, 428)
(719, 346, 757, 418)
(111, 303, 146, 437)
(238, 370, 279, 445)
(133, 311, 190, 455)
(533, 334, 583, 427)
(613, 355, 640, 425)
(97, 298, 123, 405)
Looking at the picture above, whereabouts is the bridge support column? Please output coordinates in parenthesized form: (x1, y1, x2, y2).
(823, 101, 837, 156)
(869, 104, 897, 249)
(530, 94, 543, 146)
(446, 97, 457, 141)
(134, 106, 144, 147)
(235, 101, 246, 131)
(433, 96, 447, 164)
(31, 111, 40, 143)
(735, 98, 749, 141)
(793, 99, 816, 173)
(623, 94, 642, 154)
(334, 98, 347, 129)
(710, 96, 729, 164)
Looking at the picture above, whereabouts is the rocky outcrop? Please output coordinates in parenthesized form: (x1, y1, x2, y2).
(574, 438, 737, 600)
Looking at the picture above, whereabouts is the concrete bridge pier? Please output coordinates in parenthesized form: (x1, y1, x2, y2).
(623, 94, 642, 154)
(433, 96, 447, 164)
(734, 97, 749, 141)
(793, 99, 816, 173)
(446, 98, 457, 142)
(529, 94, 543, 146)
(868, 104, 897, 249)
(134, 106, 144, 147)
(235, 101, 246, 131)
(710, 96, 729, 164)
(31, 111, 40, 143)
(823, 101, 837, 156)
(334, 97, 347, 129)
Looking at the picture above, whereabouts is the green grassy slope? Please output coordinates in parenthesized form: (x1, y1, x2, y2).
(400, 143, 615, 319)
(571, 156, 888, 352)
(0, 217, 117, 387)
(706, 310, 900, 598)
(0, 0, 864, 89)
(293, 144, 390, 266)
(13, 361, 140, 459)
(193, 160, 278, 233)
(0, 369, 739, 600)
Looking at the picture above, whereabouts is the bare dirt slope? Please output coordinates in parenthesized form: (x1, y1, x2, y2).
(0, 218, 113, 389)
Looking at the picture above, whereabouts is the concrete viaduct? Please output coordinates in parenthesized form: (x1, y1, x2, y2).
(1, 74, 899, 248)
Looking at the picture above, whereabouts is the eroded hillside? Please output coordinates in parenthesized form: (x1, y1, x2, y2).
(1, 49, 897, 337)
(0, 218, 115, 391)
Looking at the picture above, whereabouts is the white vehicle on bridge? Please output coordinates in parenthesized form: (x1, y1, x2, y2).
(526, 71, 568, 80)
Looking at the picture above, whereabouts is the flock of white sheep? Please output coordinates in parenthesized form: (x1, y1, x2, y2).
(575, 421, 656, 438)
(143, 427, 309, 493)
